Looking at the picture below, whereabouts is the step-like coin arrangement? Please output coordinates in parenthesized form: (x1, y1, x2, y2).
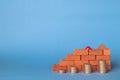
(58, 60, 108, 74)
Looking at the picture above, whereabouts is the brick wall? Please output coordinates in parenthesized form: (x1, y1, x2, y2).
(53, 44, 111, 72)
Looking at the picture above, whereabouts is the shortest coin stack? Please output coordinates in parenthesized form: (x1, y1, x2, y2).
(58, 70, 66, 74)
(70, 66, 77, 74)
(84, 63, 92, 74)
(99, 60, 107, 74)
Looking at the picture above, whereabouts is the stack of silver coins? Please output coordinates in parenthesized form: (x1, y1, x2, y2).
(98, 60, 107, 74)
(70, 66, 77, 74)
(58, 70, 66, 74)
(84, 63, 92, 74)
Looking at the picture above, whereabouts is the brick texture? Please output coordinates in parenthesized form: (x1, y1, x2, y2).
(89, 49, 103, 55)
(103, 49, 110, 55)
(66, 54, 80, 60)
(74, 60, 89, 66)
(52, 44, 111, 72)
(96, 55, 110, 60)
(91, 65, 98, 71)
(52, 64, 59, 71)
(59, 59, 74, 66)
(74, 49, 88, 55)
(76, 65, 82, 71)
(53, 64, 68, 71)
(89, 61, 98, 65)
(106, 65, 111, 71)
(82, 55, 95, 60)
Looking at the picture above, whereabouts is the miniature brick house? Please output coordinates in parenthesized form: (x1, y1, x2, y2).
(52, 44, 111, 72)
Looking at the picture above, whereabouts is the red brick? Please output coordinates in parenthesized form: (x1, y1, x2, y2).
(98, 44, 107, 49)
(89, 49, 103, 55)
(103, 49, 110, 55)
(66, 54, 80, 60)
(59, 59, 74, 66)
(52, 64, 68, 71)
(67, 66, 72, 72)
(73, 49, 88, 55)
(106, 60, 111, 65)
(82, 55, 95, 60)
(52, 64, 59, 71)
(89, 61, 98, 65)
(57, 65, 67, 71)
(106, 65, 111, 71)
(74, 60, 89, 66)
(96, 55, 110, 60)
(91, 65, 98, 71)
(75, 65, 82, 71)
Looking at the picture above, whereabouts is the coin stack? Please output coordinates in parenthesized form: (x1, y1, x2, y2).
(98, 60, 107, 74)
(58, 69, 66, 74)
(84, 63, 92, 74)
(70, 66, 77, 74)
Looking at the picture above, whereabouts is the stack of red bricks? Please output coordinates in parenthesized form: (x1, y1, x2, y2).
(53, 44, 111, 72)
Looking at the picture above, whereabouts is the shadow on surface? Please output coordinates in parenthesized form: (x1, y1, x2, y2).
(111, 60, 120, 71)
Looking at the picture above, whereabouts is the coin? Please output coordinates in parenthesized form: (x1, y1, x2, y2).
(58, 69, 66, 74)
(70, 66, 77, 74)
(84, 63, 92, 74)
(98, 60, 107, 74)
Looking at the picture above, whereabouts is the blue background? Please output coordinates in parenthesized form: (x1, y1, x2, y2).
(0, 0, 120, 80)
